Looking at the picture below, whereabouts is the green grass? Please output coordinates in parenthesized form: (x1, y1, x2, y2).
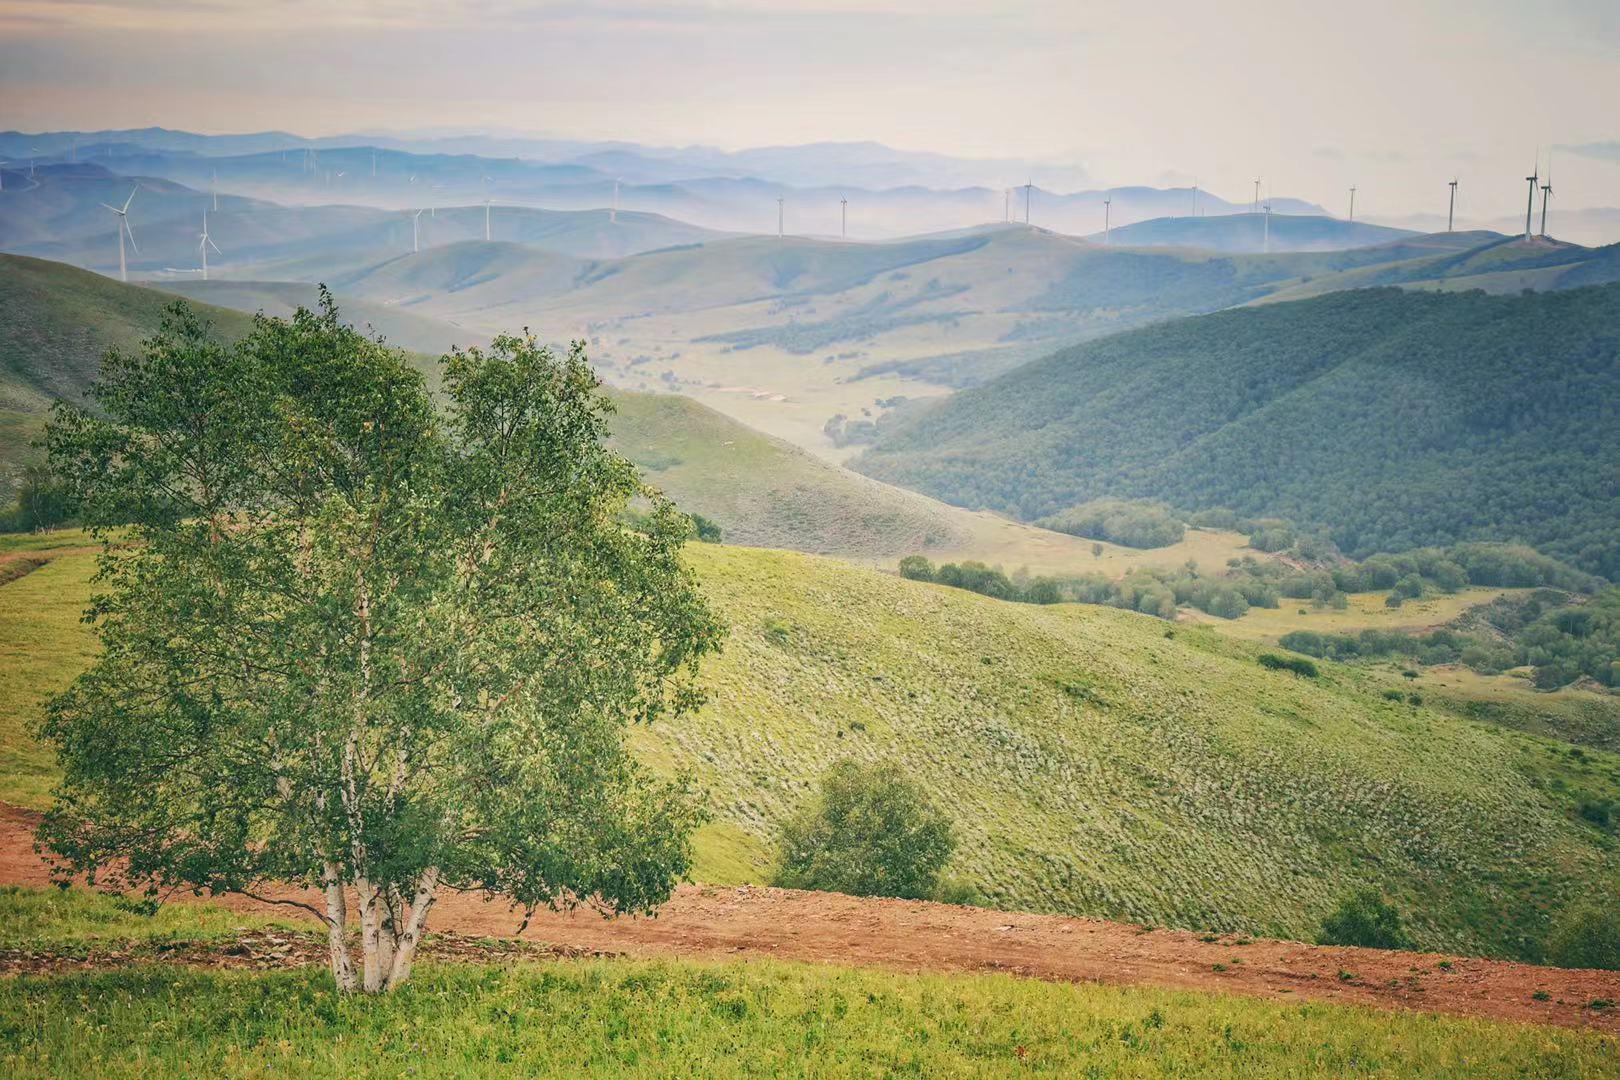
(7, 542, 1620, 959)
(1, 957, 1615, 1077)
(0, 548, 98, 807)
(0, 886, 291, 953)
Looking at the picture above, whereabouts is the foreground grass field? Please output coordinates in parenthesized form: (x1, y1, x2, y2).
(6, 537, 1620, 961)
(3, 956, 1616, 1078)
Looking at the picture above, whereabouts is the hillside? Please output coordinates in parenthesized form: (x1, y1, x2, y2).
(1088, 213, 1420, 253)
(0, 254, 256, 491)
(856, 283, 1620, 578)
(1, 255, 1085, 564)
(323, 226, 1548, 454)
(7, 537, 1619, 961)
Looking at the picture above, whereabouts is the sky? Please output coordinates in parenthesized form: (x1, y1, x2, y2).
(2, 0, 1618, 218)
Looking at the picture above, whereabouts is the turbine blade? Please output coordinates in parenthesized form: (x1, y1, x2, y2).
(100, 203, 120, 213)
(124, 219, 139, 253)
(208, 237, 222, 254)
(122, 186, 138, 212)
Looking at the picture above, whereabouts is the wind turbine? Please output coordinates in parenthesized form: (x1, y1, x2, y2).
(1190, 180, 1198, 218)
(1524, 156, 1539, 240)
(840, 195, 847, 240)
(1262, 200, 1273, 254)
(100, 185, 139, 283)
(411, 208, 424, 253)
(1023, 177, 1032, 225)
(1252, 176, 1261, 213)
(1103, 195, 1112, 244)
(198, 211, 220, 281)
(1347, 185, 1356, 223)
(777, 196, 784, 239)
(1447, 179, 1458, 232)
(1540, 159, 1553, 238)
(30, 147, 40, 178)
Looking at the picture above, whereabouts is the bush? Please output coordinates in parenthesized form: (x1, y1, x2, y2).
(898, 555, 935, 581)
(1546, 905, 1620, 971)
(773, 759, 957, 900)
(1317, 889, 1412, 950)
(1258, 652, 1319, 677)
(1037, 498, 1185, 549)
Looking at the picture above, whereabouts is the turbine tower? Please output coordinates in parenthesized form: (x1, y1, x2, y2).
(1524, 158, 1539, 240)
(1252, 176, 1261, 213)
(211, 168, 218, 212)
(611, 178, 620, 224)
(371, 151, 377, 178)
(100, 185, 139, 283)
(0, 162, 7, 193)
(411, 208, 424, 254)
(1347, 185, 1356, 223)
(1103, 195, 1112, 245)
(1540, 160, 1553, 238)
(1447, 179, 1458, 232)
(777, 196, 784, 240)
(1262, 200, 1273, 254)
(1024, 177, 1032, 225)
(198, 210, 220, 281)
(1190, 180, 1198, 218)
(1003, 188, 1010, 223)
(840, 195, 847, 240)
(30, 147, 40, 178)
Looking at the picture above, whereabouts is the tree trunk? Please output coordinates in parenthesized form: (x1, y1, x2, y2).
(340, 869, 439, 993)
(386, 867, 440, 988)
(323, 862, 358, 992)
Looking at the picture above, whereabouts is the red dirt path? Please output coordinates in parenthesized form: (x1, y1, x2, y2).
(4, 803, 1618, 1034)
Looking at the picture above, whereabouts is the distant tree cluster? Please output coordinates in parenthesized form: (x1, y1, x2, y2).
(1037, 498, 1186, 549)
(1280, 587, 1620, 691)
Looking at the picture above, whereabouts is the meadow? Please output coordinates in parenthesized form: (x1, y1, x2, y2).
(7, 534, 1617, 961)
(2, 947, 1616, 1077)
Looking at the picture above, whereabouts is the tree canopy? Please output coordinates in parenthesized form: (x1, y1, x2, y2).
(38, 297, 724, 992)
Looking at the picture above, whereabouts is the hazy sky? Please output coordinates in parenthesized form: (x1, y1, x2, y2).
(2, 0, 1617, 217)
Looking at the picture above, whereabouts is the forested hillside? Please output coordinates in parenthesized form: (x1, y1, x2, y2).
(856, 284, 1620, 577)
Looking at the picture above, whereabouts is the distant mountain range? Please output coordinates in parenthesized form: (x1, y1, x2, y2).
(1, 129, 1325, 239)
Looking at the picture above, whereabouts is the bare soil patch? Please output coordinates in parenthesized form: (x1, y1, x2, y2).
(5, 803, 1617, 1033)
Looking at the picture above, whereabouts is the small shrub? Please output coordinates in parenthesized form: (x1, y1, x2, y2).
(773, 759, 957, 901)
(1258, 652, 1319, 678)
(1317, 889, 1411, 950)
(1547, 906, 1620, 971)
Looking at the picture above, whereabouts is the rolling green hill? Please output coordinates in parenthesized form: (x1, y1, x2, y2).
(7, 537, 1619, 961)
(0, 254, 979, 559)
(856, 283, 1620, 578)
(0, 254, 255, 491)
(1087, 213, 1421, 253)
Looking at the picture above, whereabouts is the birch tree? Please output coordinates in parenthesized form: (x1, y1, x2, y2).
(38, 297, 723, 993)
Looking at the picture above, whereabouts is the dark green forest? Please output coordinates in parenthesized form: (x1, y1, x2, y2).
(856, 284, 1620, 578)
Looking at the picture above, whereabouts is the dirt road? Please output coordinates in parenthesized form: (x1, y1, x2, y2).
(4, 803, 1618, 1033)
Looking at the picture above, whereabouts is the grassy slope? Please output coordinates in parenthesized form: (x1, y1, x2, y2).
(5, 959, 1617, 1078)
(0, 254, 256, 491)
(607, 390, 964, 555)
(12, 544, 1620, 958)
(5, 541, 1619, 959)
